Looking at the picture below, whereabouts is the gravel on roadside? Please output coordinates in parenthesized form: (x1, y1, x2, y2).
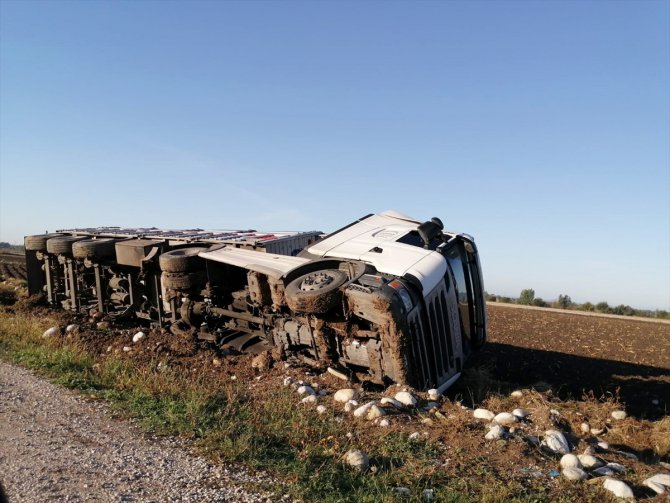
(0, 361, 289, 503)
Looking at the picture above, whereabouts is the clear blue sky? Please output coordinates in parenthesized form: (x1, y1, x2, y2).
(1, 0, 668, 309)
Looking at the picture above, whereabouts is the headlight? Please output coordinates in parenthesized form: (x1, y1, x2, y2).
(388, 279, 413, 311)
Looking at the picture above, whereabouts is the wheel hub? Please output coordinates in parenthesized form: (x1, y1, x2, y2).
(300, 272, 334, 291)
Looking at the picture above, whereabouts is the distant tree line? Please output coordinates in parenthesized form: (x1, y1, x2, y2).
(0, 243, 25, 253)
(485, 289, 670, 320)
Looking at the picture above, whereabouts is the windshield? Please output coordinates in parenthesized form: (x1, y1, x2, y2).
(445, 245, 472, 342)
(443, 239, 486, 350)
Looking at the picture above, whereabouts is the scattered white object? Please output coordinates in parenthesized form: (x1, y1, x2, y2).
(562, 467, 587, 481)
(132, 331, 146, 343)
(395, 391, 417, 407)
(605, 462, 626, 473)
(283, 377, 293, 386)
(65, 324, 78, 333)
(494, 412, 518, 425)
(645, 473, 670, 488)
(597, 441, 610, 451)
(334, 389, 358, 403)
(297, 385, 316, 396)
(230, 375, 237, 381)
(422, 488, 434, 500)
(542, 430, 570, 454)
(590, 427, 605, 435)
(550, 409, 561, 417)
(560, 454, 582, 470)
(122, 346, 132, 352)
(602, 478, 634, 499)
(580, 422, 591, 434)
(327, 367, 349, 381)
(316, 405, 327, 414)
(393, 487, 410, 495)
(592, 466, 615, 477)
(301, 395, 317, 405)
(510, 390, 524, 398)
(353, 401, 376, 418)
(408, 432, 421, 441)
(344, 401, 356, 413)
(512, 408, 530, 419)
(42, 327, 59, 338)
(577, 454, 603, 469)
(473, 408, 495, 421)
(644, 480, 667, 495)
(379, 419, 390, 427)
(485, 424, 505, 440)
(615, 450, 638, 461)
(611, 410, 627, 420)
(345, 450, 369, 470)
(427, 389, 440, 401)
(380, 397, 403, 408)
(367, 405, 385, 420)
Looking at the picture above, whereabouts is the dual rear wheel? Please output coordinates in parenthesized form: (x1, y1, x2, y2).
(159, 247, 207, 290)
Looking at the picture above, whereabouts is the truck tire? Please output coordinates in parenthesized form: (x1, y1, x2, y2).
(161, 271, 206, 290)
(72, 239, 117, 261)
(46, 236, 87, 255)
(159, 247, 206, 273)
(285, 269, 347, 314)
(24, 233, 65, 251)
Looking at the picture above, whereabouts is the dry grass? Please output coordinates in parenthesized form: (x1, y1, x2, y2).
(0, 278, 27, 305)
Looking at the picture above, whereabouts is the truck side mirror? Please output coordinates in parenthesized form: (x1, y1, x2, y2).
(417, 217, 444, 248)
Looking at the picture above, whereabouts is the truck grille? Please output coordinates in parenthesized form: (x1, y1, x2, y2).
(407, 282, 457, 388)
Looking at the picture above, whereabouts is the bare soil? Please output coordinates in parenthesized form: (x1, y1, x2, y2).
(473, 303, 670, 420)
(0, 253, 27, 282)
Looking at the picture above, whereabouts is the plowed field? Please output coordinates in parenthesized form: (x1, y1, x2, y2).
(0, 252, 27, 281)
(475, 303, 670, 419)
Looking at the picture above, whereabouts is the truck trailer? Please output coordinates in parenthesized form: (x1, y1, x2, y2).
(24, 210, 486, 392)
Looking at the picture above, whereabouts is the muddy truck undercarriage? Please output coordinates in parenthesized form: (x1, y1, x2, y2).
(24, 211, 487, 392)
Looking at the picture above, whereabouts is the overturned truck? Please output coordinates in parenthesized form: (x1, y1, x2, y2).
(24, 211, 486, 393)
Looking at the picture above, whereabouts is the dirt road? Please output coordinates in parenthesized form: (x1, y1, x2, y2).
(0, 361, 282, 503)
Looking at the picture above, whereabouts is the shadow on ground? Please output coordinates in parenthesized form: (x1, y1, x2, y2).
(467, 343, 670, 420)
